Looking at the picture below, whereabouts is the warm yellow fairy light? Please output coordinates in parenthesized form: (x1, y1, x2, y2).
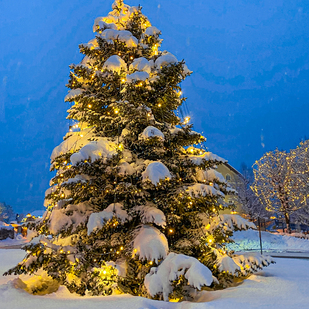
(121, 78, 126, 83)
(158, 103, 162, 107)
(80, 134, 84, 137)
(120, 246, 124, 250)
(103, 270, 107, 274)
(184, 116, 190, 124)
(114, 108, 119, 114)
(205, 224, 210, 230)
(61, 193, 65, 198)
(88, 104, 92, 108)
(149, 261, 153, 265)
(169, 229, 174, 234)
(130, 56, 134, 60)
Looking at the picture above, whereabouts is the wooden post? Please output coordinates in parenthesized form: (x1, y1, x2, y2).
(258, 217, 263, 255)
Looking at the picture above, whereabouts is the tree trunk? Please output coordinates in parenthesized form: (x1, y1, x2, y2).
(284, 212, 291, 234)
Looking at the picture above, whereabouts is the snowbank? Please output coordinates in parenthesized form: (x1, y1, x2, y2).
(228, 229, 309, 252)
(1, 249, 309, 308)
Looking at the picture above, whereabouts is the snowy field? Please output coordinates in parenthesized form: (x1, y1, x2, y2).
(228, 230, 309, 252)
(1, 249, 309, 309)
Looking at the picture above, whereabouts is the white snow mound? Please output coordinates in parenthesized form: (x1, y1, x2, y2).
(196, 168, 226, 183)
(126, 71, 149, 83)
(142, 161, 171, 185)
(100, 29, 138, 47)
(144, 252, 213, 301)
(133, 205, 166, 228)
(133, 225, 168, 263)
(51, 128, 95, 162)
(155, 52, 178, 68)
(139, 126, 164, 141)
(87, 203, 129, 235)
(129, 57, 152, 73)
(93, 17, 117, 32)
(103, 55, 127, 73)
(216, 255, 241, 275)
(144, 26, 161, 37)
(70, 139, 117, 165)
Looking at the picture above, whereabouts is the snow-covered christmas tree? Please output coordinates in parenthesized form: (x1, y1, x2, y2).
(6, 1, 274, 301)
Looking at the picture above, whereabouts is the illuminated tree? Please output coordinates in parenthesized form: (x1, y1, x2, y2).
(6, 1, 273, 301)
(289, 140, 309, 225)
(235, 164, 269, 220)
(252, 148, 308, 233)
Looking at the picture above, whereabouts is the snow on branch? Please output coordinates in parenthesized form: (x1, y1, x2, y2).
(100, 29, 138, 47)
(50, 128, 95, 162)
(103, 55, 127, 73)
(93, 18, 117, 32)
(132, 225, 168, 263)
(196, 168, 226, 184)
(186, 183, 224, 197)
(144, 252, 213, 301)
(87, 203, 129, 235)
(139, 126, 165, 141)
(64, 89, 84, 101)
(142, 161, 171, 185)
(189, 152, 227, 165)
(133, 205, 166, 228)
(48, 202, 90, 235)
(144, 26, 161, 37)
(232, 252, 275, 274)
(155, 52, 178, 68)
(126, 71, 149, 83)
(70, 138, 117, 166)
(216, 254, 241, 275)
(129, 57, 152, 74)
(205, 214, 256, 234)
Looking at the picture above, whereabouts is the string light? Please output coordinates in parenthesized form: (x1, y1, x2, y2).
(184, 116, 190, 124)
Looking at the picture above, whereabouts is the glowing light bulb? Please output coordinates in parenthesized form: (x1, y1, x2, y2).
(158, 103, 162, 107)
(88, 104, 92, 108)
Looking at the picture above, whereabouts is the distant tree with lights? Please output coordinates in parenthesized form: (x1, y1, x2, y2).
(6, 1, 273, 301)
(235, 164, 269, 220)
(252, 147, 309, 233)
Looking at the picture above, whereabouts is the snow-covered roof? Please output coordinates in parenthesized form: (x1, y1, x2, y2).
(30, 210, 45, 218)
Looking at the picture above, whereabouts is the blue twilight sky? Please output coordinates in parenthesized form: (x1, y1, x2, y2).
(0, 0, 309, 214)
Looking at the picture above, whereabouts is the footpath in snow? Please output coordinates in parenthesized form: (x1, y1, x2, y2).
(1, 249, 309, 309)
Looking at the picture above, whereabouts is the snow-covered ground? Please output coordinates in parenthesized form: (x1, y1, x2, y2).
(228, 229, 309, 252)
(0, 234, 28, 248)
(1, 249, 309, 309)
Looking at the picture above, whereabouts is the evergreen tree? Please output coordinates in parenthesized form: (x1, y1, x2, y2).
(6, 1, 273, 301)
(0, 202, 15, 223)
